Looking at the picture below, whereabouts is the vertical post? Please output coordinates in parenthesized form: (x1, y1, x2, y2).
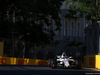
(12, 31, 15, 57)
(34, 44, 36, 59)
(98, 21, 100, 55)
(96, 0, 98, 6)
(95, 0, 98, 20)
(12, 9, 15, 57)
(0, 42, 4, 57)
(23, 41, 25, 58)
(32, 47, 34, 58)
(15, 37, 17, 57)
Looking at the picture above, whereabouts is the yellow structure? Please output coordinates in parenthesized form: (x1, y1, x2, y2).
(0, 41, 48, 66)
(95, 55, 100, 69)
(84, 55, 100, 69)
(0, 42, 3, 57)
(0, 56, 48, 65)
(1, 55, 100, 69)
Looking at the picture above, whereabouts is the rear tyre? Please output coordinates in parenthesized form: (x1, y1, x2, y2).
(75, 59, 81, 69)
(51, 59, 57, 69)
(48, 59, 51, 68)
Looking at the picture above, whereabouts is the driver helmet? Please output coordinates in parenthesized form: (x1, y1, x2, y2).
(62, 52, 66, 56)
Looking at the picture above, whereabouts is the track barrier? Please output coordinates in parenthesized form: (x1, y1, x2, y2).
(1, 55, 100, 69)
(83, 55, 100, 69)
(0, 56, 48, 65)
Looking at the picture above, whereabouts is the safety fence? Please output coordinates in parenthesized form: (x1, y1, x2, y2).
(0, 56, 48, 65)
(83, 55, 100, 69)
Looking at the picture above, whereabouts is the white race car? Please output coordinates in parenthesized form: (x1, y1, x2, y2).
(48, 55, 81, 69)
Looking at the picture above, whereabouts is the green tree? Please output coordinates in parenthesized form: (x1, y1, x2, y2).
(66, 0, 100, 23)
(0, 0, 64, 57)
(0, 0, 64, 44)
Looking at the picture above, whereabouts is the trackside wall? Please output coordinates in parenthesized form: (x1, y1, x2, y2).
(83, 55, 100, 69)
(0, 56, 48, 65)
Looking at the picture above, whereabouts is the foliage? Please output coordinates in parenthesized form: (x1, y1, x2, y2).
(66, 0, 100, 22)
(0, 0, 64, 44)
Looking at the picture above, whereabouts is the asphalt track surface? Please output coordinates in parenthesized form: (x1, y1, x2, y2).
(0, 65, 100, 75)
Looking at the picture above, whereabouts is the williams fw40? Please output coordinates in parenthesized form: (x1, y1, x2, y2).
(48, 55, 81, 69)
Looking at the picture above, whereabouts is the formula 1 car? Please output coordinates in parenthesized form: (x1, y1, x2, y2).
(48, 55, 81, 69)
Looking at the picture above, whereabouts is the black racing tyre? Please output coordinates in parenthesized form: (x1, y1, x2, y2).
(75, 59, 81, 69)
(51, 58, 57, 69)
(48, 59, 51, 68)
(63, 64, 66, 69)
(56, 63, 60, 68)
